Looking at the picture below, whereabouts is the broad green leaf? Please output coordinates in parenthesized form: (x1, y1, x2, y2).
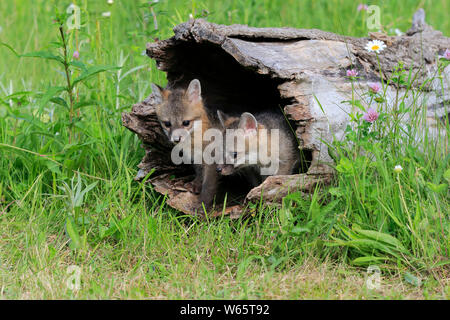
(50, 97, 68, 109)
(352, 226, 408, 253)
(21, 51, 64, 64)
(4, 91, 34, 100)
(72, 65, 120, 87)
(331, 238, 403, 259)
(3, 42, 63, 64)
(352, 256, 389, 266)
(49, 41, 64, 49)
(65, 217, 81, 250)
(39, 86, 66, 108)
(70, 60, 87, 71)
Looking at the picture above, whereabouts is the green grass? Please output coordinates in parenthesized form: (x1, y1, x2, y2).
(0, 0, 449, 299)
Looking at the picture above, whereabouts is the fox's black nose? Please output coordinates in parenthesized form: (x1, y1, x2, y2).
(216, 167, 222, 173)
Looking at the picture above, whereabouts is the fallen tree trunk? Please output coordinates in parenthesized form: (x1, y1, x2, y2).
(122, 9, 449, 217)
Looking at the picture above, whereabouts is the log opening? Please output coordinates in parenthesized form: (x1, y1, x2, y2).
(145, 40, 315, 210)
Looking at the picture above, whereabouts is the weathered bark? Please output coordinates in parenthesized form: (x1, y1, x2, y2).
(122, 9, 449, 217)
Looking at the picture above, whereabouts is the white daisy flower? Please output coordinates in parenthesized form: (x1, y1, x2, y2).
(394, 165, 403, 173)
(107, 0, 114, 4)
(102, 11, 111, 17)
(365, 40, 387, 53)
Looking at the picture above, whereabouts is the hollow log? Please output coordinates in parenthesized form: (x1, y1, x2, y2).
(122, 9, 449, 217)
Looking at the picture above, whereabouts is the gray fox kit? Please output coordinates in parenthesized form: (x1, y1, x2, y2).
(151, 79, 218, 209)
(216, 110, 299, 187)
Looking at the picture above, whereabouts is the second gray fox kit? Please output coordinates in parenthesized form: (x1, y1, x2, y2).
(151, 79, 218, 209)
(216, 110, 299, 187)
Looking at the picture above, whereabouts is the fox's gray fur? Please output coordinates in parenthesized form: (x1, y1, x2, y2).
(216, 110, 299, 187)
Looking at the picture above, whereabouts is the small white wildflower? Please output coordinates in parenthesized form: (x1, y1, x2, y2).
(107, 0, 114, 4)
(55, 132, 60, 136)
(189, 13, 194, 19)
(365, 40, 387, 53)
(102, 11, 111, 17)
(394, 165, 403, 173)
(394, 28, 403, 36)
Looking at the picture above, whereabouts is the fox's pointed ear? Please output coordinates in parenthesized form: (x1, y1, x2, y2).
(217, 110, 229, 129)
(186, 79, 202, 103)
(239, 112, 257, 135)
(151, 83, 163, 104)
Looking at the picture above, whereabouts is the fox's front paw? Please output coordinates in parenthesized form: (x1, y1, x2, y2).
(192, 182, 202, 194)
(191, 197, 214, 216)
(188, 200, 206, 216)
(184, 180, 202, 194)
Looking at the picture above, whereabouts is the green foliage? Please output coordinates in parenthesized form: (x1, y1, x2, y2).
(322, 53, 450, 271)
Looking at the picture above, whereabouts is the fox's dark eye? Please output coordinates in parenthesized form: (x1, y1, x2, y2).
(163, 121, 171, 127)
(232, 152, 238, 159)
(182, 120, 190, 126)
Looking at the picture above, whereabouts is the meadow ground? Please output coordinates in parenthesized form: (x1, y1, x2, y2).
(0, 0, 449, 299)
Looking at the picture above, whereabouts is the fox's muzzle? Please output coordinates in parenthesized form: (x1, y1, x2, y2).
(216, 164, 234, 175)
(170, 128, 190, 143)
